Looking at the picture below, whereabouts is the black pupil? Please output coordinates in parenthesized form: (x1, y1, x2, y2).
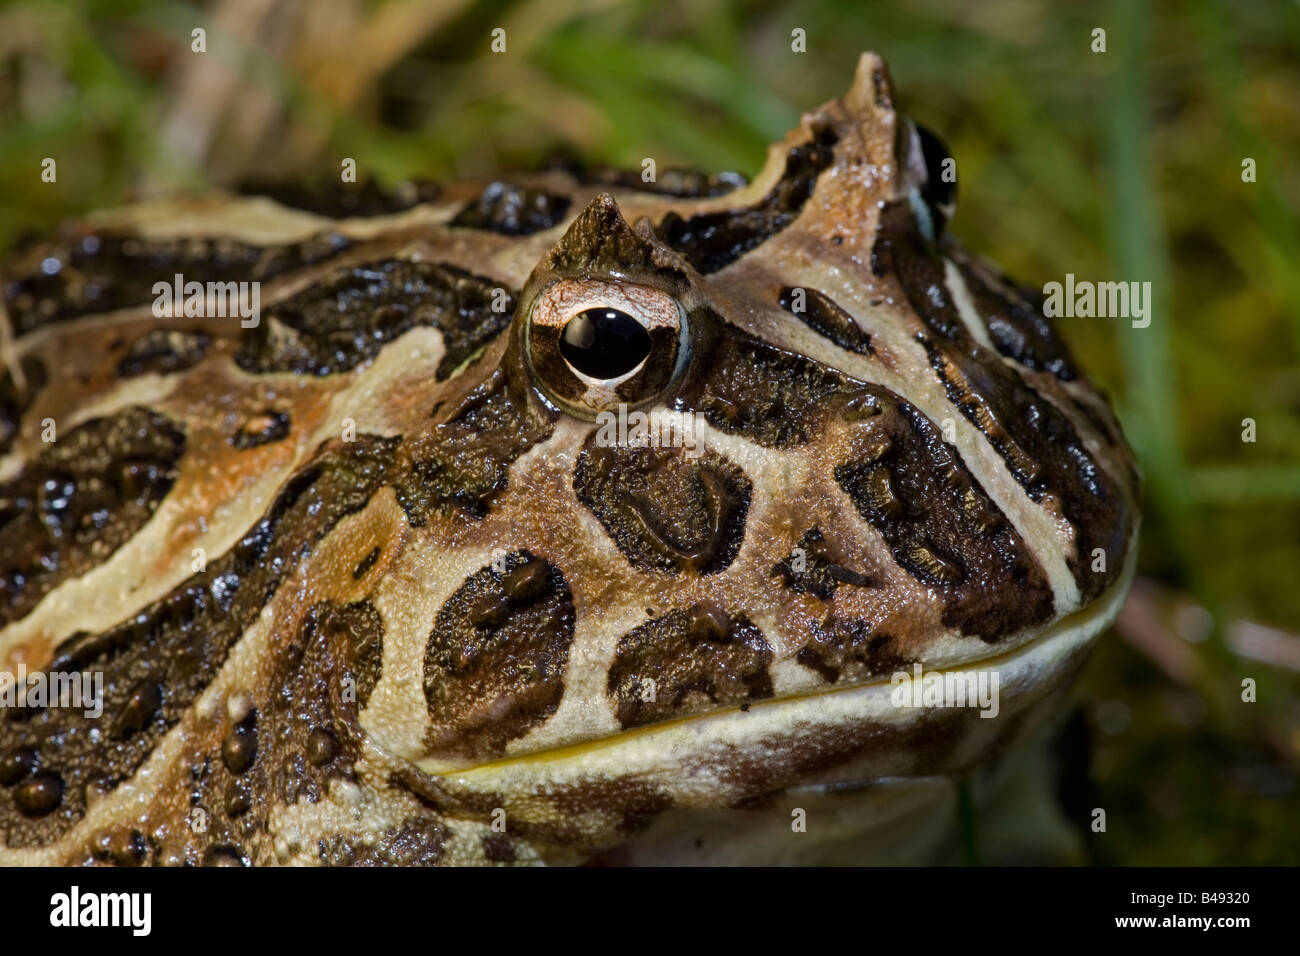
(559, 308, 653, 379)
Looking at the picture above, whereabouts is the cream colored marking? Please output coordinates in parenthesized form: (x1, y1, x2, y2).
(84, 195, 464, 244)
(362, 536, 483, 761)
(943, 258, 996, 351)
(0, 449, 286, 667)
(360, 413, 601, 761)
(303, 324, 448, 438)
(501, 422, 629, 755)
(532, 279, 683, 336)
(60, 372, 183, 432)
(0, 299, 19, 391)
(364, 417, 632, 766)
(270, 775, 423, 865)
(692, 412, 1044, 680)
(651, 416, 909, 664)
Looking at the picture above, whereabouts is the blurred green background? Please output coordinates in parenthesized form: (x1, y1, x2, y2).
(1, 0, 1297, 864)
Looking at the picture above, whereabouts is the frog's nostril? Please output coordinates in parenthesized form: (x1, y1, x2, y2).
(559, 307, 653, 379)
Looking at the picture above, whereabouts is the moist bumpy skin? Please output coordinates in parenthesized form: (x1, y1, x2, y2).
(0, 53, 1137, 866)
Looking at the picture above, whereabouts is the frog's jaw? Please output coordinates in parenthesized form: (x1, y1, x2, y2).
(423, 534, 1135, 860)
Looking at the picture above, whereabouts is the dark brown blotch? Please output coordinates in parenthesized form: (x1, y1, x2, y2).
(116, 329, 212, 378)
(396, 369, 554, 524)
(607, 605, 774, 728)
(771, 528, 874, 600)
(306, 728, 339, 767)
(203, 844, 249, 867)
(778, 286, 873, 355)
(0, 746, 39, 786)
(573, 441, 751, 576)
(4, 231, 352, 337)
(796, 621, 907, 684)
(871, 199, 1131, 600)
(658, 123, 838, 274)
(423, 551, 575, 760)
(482, 832, 517, 863)
(322, 601, 385, 709)
(352, 546, 382, 580)
(869, 200, 965, 338)
(450, 181, 570, 236)
(112, 680, 163, 740)
(237, 259, 516, 379)
(0, 406, 185, 629)
(237, 177, 440, 217)
(0, 436, 398, 849)
(231, 409, 291, 450)
(921, 337, 1131, 601)
(951, 251, 1078, 381)
(675, 319, 844, 447)
(92, 828, 149, 866)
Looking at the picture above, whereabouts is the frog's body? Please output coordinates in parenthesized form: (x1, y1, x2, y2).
(0, 55, 1137, 865)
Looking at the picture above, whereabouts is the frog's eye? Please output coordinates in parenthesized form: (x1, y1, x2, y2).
(915, 124, 956, 221)
(525, 278, 689, 418)
(903, 120, 958, 241)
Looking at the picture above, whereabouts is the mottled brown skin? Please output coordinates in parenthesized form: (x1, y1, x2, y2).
(0, 54, 1137, 865)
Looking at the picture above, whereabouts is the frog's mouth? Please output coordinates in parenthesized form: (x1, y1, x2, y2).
(423, 540, 1137, 827)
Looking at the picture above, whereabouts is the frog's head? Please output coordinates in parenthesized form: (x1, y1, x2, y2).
(407, 53, 1139, 858)
(0, 52, 1137, 866)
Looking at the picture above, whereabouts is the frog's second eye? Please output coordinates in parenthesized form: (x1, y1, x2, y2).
(559, 308, 653, 379)
(915, 123, 957, 226)
(901, 119, 958, 243)
(525, 279, 689, 418)
(904, 120, 958, 241)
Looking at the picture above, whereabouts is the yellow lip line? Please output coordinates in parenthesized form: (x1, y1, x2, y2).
(425, 532, 1138, 779)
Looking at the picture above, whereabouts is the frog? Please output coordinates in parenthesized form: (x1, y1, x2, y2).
(0, 53, 1138, 866)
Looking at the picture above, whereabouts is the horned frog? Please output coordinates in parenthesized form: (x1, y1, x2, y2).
(0, 54, 1137, 865)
